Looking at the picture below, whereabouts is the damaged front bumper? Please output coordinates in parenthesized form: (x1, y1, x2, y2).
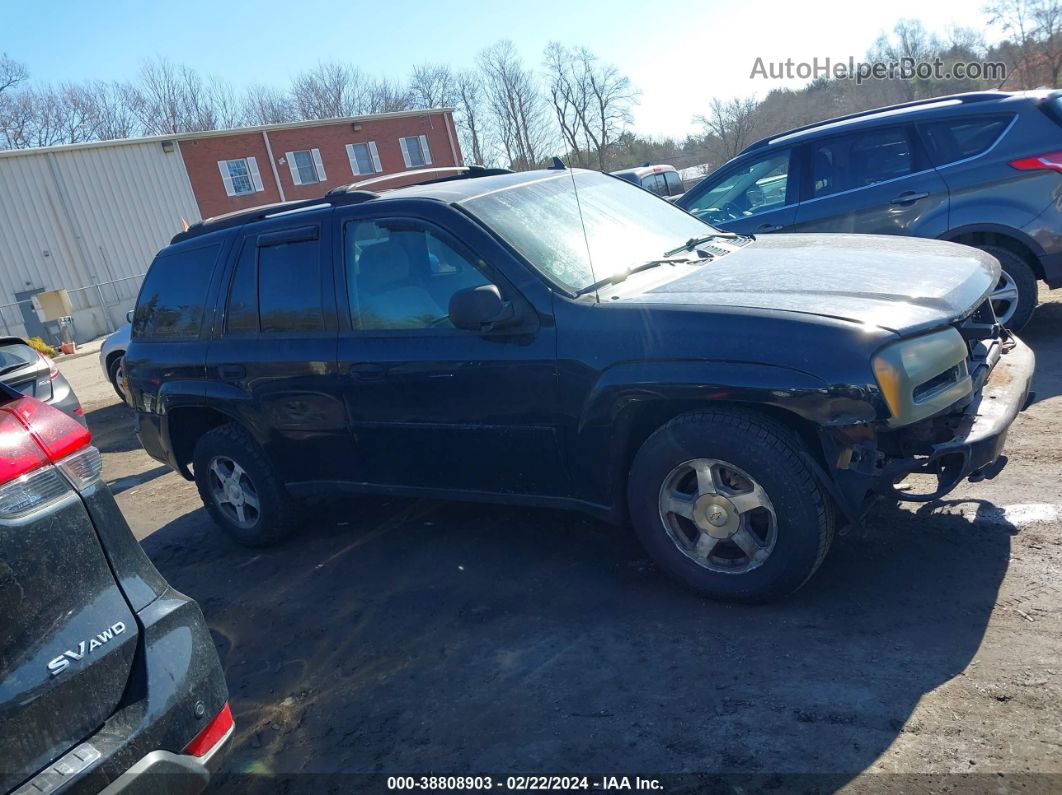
(825, 335, 1036, 518)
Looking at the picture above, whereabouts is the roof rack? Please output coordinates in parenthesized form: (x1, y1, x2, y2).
(170, 164, 513, 244)
(740, 91, 1011, 155)
(333, 164, 513, 192)
(170, 189, 380, 243)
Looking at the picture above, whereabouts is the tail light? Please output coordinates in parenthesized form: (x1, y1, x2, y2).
(184, 703, 235, 761)
(38, 352, 59, 380)
(1009, 152, 1062, 174)
(0, 397, 101, 518)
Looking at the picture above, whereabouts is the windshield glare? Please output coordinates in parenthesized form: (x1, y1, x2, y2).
(461, 171, 717, 293)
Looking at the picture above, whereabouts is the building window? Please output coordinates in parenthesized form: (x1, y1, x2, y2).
(346, 141, 382, 176)
(217, 157, 263, 196)
(399, 135, 433, 169)
(285, 148, 326, 186)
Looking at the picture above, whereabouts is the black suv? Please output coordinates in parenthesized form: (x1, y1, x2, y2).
(125, 167, 1034, 602)
(0, 388, 231, 794)
(677, 90, 1062, 329)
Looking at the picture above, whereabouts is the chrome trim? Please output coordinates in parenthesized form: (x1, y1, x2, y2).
(13, 743, 101, 795)
(798, 167, 939, 207)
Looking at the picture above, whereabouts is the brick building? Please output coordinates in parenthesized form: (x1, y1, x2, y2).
(180, 109, 462, 218)
(0, 109, 461, 342)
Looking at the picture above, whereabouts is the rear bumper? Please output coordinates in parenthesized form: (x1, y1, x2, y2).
(10, 591, 229, 795)
(1041, 250, 1062, 289)
(99, 727, 232, 795)
(880, 335, 1035, 501)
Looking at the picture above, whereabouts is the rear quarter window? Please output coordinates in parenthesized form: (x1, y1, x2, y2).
(920, 116, 1012, 166)
(0, 342, 39, 373)
(132, 242, 222, 340)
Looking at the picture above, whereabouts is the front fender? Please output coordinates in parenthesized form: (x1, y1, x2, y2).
(580, 359, 876, 430)
(572, 359, 879, 512)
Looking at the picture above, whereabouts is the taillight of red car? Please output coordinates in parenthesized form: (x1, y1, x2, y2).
(37, 351, 60, 380)
(0, 397, 101, 518)
(1009, 151, 1062, 174)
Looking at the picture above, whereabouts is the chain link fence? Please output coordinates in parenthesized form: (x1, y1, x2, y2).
(0, 274, 145, 342)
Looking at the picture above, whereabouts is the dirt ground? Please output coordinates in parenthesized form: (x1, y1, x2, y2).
(59, 290, 1062, 792)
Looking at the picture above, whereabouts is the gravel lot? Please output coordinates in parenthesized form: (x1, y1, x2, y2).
(60, 291, 1062, 792)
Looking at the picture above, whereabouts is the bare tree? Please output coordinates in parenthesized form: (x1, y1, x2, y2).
(243, 83, 296, 125)
(544, 42, 591, 166)
(455, 69, 489, 165)
(290, 62, 369, 119)
(365, 77, 411, 113)
(90, 82, 142, 140)
(131, 56, 218, 133)
(0, 53, 28, 96)
(409, 63, 456, 108)
(209, 78, 245, 129)
(694, 96, 759, 161)
(478, 41, 553, 170)
(987, 0, 1062, 87)
(544, 43, 637, 170)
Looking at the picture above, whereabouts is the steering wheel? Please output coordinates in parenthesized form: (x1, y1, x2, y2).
(719, 201, 746, 221)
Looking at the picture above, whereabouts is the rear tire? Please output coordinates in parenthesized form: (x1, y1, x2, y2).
(192, 423, 296, 547)
(628, 409, 834, 603)
(977, 245, 1037, 330)
(107, 356, 125, 401)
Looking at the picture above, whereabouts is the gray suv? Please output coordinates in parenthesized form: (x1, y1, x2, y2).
(677, 90, 1062, 329)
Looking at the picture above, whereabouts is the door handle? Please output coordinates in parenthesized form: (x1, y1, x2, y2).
(218, 364, 246, 379)
(349, 363, 384, 381)
(756, 223, 784, 232)
(890, 191, 929, 205)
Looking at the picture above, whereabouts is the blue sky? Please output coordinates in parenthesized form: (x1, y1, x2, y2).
(5, 0, 1000, 138)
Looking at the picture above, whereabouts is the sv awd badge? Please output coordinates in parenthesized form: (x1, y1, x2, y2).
(47, 621, 127, 676)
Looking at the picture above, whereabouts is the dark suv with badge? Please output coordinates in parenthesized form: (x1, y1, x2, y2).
(0, 389, 232, 795)
(678, 90, 1062, 329)
(125, 166, 1034, 603)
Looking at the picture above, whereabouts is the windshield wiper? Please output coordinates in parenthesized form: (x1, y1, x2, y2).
(664, 232, 743, 258)
(0, 362, 30, 376)
(574, 257, 692, 297)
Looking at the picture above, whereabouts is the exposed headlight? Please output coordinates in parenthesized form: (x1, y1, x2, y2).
(872, 328, 971, 426)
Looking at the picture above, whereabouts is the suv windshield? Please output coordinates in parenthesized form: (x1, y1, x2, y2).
(461, 170, 716, 294)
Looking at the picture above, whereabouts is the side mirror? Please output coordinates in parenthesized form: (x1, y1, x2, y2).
(126, 309, 134, 324)
(449, 284, 516, 332)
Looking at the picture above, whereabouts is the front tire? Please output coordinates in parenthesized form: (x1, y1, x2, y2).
(977, 245, 1037, 330)
(192, 423, 296, 547)
(628, 410, 834, 603)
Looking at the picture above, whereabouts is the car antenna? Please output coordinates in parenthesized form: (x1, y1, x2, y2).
(559, 155, 600, 301)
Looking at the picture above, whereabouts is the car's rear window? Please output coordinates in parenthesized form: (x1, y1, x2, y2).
(133, 242, 222, 340)
(0, 342, 39, 375)
(920, 116, 1012, 166)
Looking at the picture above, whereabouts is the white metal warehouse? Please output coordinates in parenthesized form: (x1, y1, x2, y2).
(0, 136, 202, 343)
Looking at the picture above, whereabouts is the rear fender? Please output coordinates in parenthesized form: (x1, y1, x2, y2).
(156, 382, 261, 477)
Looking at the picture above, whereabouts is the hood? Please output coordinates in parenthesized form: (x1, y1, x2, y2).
(618, 234, 999, 334)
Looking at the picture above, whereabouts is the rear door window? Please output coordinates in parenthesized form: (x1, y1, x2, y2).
(133, 242, 221, 339)
(920, 116, 1012, 165)
(664, 171, 684, 196)
(225, 239, 258, 335)
(809, 127, 914, 198)
(258, 229, 324, 333)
